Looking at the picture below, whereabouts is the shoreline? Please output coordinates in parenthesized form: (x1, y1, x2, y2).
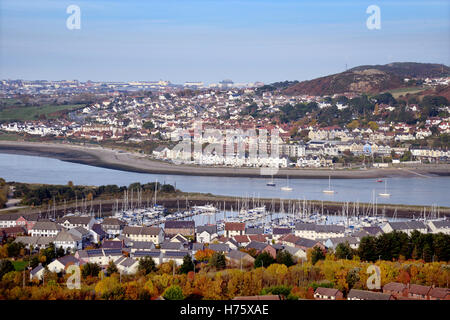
(0, 140, 449, 179)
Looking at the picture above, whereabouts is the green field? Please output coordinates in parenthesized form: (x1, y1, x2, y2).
(387, 86, 427, 99)
(0, 104, 84, 121)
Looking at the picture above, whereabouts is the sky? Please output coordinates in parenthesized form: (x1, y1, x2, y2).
(0, 0, 449, 84)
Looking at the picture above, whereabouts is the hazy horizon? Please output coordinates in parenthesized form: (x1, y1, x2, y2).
(1, 0, 449, 84)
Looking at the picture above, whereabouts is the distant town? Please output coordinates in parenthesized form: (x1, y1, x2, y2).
(0, 74, 449, 170)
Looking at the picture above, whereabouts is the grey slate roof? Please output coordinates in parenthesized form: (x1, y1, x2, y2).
(431, 220, 450, 228)
(57, 255, 80, 267)
(164, 250, 190, 258)
(348, 289, 392, 300)
(197, 225, 217, 234)
(55, 230, 81, 242)
(245, 227, 264, 235)
(273, 227, 291, 235)
(164, 220, 195, 229)
(130, 241, 155, 250)
(133, 250, 161, 258)
(58, 216, 93, 225)
(295, 223, 345, 233)
(208, 243, 230, 253)
(123, 226, 161, 236)
(245, 241, 269, 251)
(32, 221, 63, 231)
(160, 241, 184, 250)
(227, 250, 253, 261)
(295, 237, 319, 248)
(192, 243, 204, 251)
(387, 221, 427, 231)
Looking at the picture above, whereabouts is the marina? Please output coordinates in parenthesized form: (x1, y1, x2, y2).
(1, 152, 450, 207)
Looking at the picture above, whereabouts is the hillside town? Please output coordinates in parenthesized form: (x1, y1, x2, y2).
(1, 77, 449, 169)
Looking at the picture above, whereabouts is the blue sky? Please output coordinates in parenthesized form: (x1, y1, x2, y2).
(0, 0, 449, 83)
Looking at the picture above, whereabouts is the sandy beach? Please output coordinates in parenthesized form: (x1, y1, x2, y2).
(0, 140, 449, 179)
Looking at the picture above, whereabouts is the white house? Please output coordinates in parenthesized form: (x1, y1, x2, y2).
(47, 255, 80, 274)
(54, 230, 82, 252)
(427, 220, 450, 235)
(196, 225, 218, 243)
(114, 257, 140, 275)
(123, 226, 164, 245)
(294, 223, 345, 240)
(30, 221, 63, 237)
(58, 216, 95, 230)
(382, 221, 428, 236)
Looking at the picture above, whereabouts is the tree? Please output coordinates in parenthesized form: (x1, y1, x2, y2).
(143, 121, 154, 130)
(311, 247, 325, 265)
(358, 236, 378, 262)
(0, 259, 14, 281)
(107, 261, 119, 275)
(179, 255, 194, 274)
(138, 256, 156, 275)
(6, 242, 24, 258)
(81, 262, 101, 278)
(163, 285, 184, 300)
(209, 252, 226, 270)
(335, 242, 354, 260)
(254, 252, 276, 268)
(276, 250, 295, 267)
(95, 276, 125, 300)
(195, 248, 214, 262)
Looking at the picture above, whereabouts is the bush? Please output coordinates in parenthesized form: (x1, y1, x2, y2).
(163, 285, 184, 300)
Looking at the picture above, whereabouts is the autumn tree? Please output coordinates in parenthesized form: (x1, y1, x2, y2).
(163, 285, 184, 300)
(194, 248, 214, 262)
(95, 276, 125, 300)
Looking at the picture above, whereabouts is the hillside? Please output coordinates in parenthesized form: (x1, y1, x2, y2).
(283, 62, 450, 96)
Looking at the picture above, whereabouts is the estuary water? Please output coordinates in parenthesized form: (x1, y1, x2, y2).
(0, 153, 449, 207)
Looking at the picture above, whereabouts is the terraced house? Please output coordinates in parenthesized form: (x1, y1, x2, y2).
(123, 226, 164, 244)
(294, 223, 345, 240)
(30, 221, 62, 237)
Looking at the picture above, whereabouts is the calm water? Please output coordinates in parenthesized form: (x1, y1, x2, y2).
(0, 153, 449, 207)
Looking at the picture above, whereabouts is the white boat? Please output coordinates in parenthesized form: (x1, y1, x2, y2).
(192, 204, 218, 214)
(322, 175, 335, 194)
(281, 176, 293, 191)
(378, 180, 391, 197)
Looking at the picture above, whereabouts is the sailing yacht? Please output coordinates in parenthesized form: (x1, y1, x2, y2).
(378, 180, 391, 197)
(281, 176, 292, 191)
(322, 175, 335, 194)
(266, 175, 276, 187)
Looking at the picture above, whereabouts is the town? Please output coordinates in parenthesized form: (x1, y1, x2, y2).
(0, 179, 449, 300)
(1, 75, 449, 170)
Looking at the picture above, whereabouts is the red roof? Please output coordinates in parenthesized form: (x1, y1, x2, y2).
(233, 235, 250, 243)
(225, 222, 245, 231)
